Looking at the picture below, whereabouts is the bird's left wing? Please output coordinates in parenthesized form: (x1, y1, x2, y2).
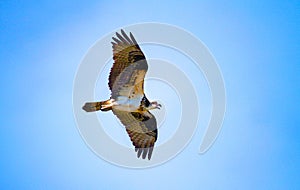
(112, 109, 158, 160)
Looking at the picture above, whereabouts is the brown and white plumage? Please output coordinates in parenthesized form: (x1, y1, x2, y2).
(113, 109, 157, 160)
(82, 29, 161, 160)
(109, 30, 147, 97)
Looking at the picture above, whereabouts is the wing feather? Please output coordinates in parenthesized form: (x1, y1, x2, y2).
(109, 30, 147, 99)
(116, 32, 130, 45)
(130, 32, 138, 45)
(112, 36, 122, 44)
(112, 109, 158, 160)
(121, 29, 133, 44)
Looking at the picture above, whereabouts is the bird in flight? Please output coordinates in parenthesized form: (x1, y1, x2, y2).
(82, 30, 161, 160)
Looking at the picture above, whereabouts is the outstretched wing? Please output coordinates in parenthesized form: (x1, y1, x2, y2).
(109, 30, 148, 99)
(112, 109, 157, 160)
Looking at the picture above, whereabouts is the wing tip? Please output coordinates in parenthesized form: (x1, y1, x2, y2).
(120, 29, 125, 34)
(113, 29, 135, 45)
(129, 32, 138, 45)
(134, 147, 154, 160)
(137, 148, 143, 158)
(112, 29, 138, 46)
(112, 36, 121, 44)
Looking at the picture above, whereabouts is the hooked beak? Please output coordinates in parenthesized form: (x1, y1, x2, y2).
(157, 104, 162, 109)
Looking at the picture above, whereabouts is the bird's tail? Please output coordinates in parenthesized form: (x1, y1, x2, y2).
(82, 99, 112, 112)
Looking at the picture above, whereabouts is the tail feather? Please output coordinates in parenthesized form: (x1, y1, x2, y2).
(82, 100, 112, 112)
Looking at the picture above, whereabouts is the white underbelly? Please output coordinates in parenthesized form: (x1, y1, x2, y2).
(113, 95, 143, 112)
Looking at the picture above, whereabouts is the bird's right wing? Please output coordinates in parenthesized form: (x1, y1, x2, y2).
(112, 109, 157, 160)
(109, 30, 148, 99)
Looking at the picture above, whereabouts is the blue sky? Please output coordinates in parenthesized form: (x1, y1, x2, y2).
(0, 0, 299, 189)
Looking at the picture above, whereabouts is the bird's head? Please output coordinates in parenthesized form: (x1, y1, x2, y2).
(147, 101, 162, 110)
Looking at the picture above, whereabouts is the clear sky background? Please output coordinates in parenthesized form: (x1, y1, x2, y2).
(0, 0, 299, 189)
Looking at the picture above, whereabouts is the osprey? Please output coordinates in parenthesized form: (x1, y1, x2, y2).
(82, 30, 161, 160)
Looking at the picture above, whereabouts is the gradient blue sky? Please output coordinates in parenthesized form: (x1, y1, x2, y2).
(1, 1, 299, 189)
